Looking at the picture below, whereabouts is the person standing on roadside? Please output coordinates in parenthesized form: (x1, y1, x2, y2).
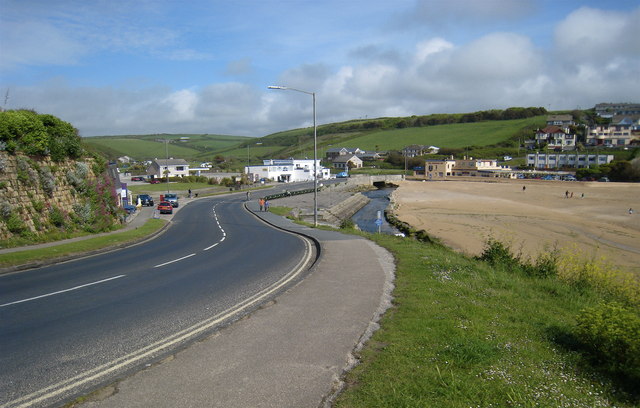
(259, 198, 265, 211)
(264, 199, 270, 212)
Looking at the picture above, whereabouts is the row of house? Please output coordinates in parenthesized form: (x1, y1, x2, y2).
(528, 113, 640, 151)
(423, 157, 515, 180)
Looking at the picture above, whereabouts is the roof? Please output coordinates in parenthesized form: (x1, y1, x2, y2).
(546, 114, 573, 122)
(153, 158, 189, 166)
(332, 155, 361, 163)
(538, 125, 566, 134)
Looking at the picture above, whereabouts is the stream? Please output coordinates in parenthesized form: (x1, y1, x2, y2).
(351, 187, 403, 235)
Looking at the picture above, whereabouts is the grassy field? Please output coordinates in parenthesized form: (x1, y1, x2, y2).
(332, 232, 638, 408)
(340, 117, 545, 151)
(83, 134, 251, 161)
(83, 138, 202, 160)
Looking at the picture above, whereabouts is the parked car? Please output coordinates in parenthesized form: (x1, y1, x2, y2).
(598, 176, 610, 182)
(563, 175, 577, 181)
(336, 171, 349, 178)
(123, 204, 136, 215)
(149, 179, 161, 184)
(157, 201, 173, 214)
(136, 194, 154, 206)
(131, 176, 145, 182)
(164, 193, 179, 207)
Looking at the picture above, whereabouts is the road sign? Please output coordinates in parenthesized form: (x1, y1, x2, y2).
(374, 218, 383, 226)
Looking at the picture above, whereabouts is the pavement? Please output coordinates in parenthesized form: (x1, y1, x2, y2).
(4, 191, 396, 407)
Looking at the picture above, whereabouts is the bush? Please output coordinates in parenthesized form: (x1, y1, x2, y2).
(49, 206, 67, 228)
(5, 212, 27, 234)
(340, 218, 355, 229)
(476, 238, 519, 267)
(575, 302, 640, 384)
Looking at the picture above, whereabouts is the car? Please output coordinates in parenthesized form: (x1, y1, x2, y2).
(164, 193, 179, 207)
(336, 171, 349, 178)
(563, 175, 577, 181)
(598, 176, 610, 182)
(131, 176, 145, 182)
(149, 179, 161, 184)
(123, 204, 136, 215)
(136, 194, 154, 206)
(157, 201, 173, 214)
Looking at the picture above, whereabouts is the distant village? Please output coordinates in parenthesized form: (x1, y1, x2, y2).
(120, 102, 640, 185)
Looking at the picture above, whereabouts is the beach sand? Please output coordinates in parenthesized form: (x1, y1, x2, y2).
(393, 179, 640, 274)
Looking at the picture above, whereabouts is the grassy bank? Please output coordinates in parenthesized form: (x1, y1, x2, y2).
(333, 233, 638, 407)
(0, 218, 166, 268)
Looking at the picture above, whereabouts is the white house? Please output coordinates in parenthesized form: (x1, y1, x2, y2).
(245, 159, 330, 183)
(147, 158, 190, 179)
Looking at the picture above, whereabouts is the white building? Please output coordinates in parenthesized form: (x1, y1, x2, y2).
(245, 159, 330, 183)
(527, 152, 614, 169)
(146, 158, 190, 179)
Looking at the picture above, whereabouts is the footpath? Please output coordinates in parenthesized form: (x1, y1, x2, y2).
(3, 193, 396, 407)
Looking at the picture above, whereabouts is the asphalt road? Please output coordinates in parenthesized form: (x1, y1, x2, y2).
(0, 195, 314, 408)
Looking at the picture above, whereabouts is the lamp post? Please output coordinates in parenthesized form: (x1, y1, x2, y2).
(268, 85, 318, 226)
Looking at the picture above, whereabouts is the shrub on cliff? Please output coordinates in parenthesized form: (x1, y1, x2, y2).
(0, 110, 83, 161)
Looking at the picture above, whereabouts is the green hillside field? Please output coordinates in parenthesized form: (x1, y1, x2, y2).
(83, 134, 251, 161)
(340, 116, 545, 151)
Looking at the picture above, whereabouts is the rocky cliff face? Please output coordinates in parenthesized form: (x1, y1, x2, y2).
(0, 151, 121, 242)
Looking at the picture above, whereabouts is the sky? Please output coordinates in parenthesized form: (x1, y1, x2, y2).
(1, 0, 639, 137)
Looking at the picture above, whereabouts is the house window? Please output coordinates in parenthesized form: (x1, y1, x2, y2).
(176, 166, 184, 171)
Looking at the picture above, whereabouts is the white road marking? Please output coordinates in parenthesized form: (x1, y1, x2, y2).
(0, 275, 126, 308)
(153, 253, 196, 268)
(202, 203, 226, 251)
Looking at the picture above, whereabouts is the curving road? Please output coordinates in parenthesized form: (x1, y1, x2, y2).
(0, 194, 314, 408)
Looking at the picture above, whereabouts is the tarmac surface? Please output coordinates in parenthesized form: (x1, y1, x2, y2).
(4, 191, 395, 407)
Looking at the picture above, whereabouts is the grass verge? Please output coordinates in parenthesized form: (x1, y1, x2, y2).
(0, 218, 166, 268)
(332, 232, 638, 407)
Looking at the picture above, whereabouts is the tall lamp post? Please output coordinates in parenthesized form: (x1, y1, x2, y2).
(268, 85, 318, 226)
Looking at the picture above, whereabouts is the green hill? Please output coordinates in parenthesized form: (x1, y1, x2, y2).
(82, 107, 550, 164)
(83, 134, 251, 161)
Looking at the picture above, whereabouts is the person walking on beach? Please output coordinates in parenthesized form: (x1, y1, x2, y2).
(259, 198, 265, 212)
(522, 186, 526, 192)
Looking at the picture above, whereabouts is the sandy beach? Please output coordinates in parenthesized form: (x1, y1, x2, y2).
(393, 179, 640, 274)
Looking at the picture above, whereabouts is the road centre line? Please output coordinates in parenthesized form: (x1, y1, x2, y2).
(153, 253, 196, 268)
(0, 275, 126, 308)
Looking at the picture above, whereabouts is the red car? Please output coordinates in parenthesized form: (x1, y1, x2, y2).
(130, 176, 145, 182)
(149, 179, 161, 184)
(157, 201, 173, 214)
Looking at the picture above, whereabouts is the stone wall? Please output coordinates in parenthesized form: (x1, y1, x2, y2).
(0, 152, 101, 241)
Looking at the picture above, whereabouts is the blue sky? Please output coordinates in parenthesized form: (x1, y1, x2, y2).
(1, 0, 639, 136)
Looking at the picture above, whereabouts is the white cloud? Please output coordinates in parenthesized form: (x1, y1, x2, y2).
(555, 7, 640, 62)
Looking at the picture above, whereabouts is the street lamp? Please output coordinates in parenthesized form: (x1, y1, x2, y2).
(268, 85, 318, 226)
